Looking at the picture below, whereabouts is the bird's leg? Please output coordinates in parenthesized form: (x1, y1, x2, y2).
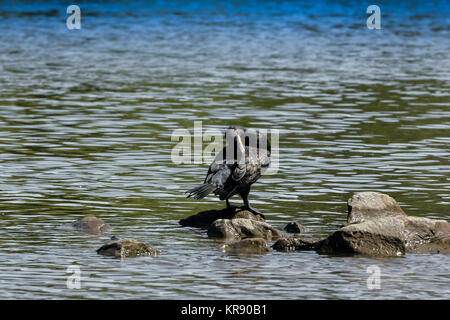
(226, 199, 233, 212)
(241, 188, 265, 219)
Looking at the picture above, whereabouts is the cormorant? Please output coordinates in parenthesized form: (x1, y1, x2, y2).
(186, 126, 271, 217)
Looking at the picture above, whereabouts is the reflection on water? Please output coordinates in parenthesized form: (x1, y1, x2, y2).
(0, 1, 449, 299)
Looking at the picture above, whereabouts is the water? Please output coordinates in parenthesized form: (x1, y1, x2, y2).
(0, 0, 449, 299)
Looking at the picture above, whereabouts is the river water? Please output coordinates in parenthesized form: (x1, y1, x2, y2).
(0, 1, 449, 299)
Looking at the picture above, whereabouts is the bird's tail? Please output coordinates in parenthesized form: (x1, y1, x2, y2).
(185, 184, 216, 200)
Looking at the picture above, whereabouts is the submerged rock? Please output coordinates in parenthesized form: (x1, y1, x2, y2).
(207, 218, 285, 240)
(283, 221, 307, 234)
(317, 192, 450, 256)
(272, 237, 324, 252)
(179, 206, 265, 229)
(221, 238, 270, 255)
(97, 239, 161, 258)
(71, 216, 111, 235)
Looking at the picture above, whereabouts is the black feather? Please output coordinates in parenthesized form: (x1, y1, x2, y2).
(186, 184, 216, 200)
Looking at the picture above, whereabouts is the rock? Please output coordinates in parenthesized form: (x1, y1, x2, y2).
(316, 217, 406, 257)
(272, 237, 324, 252)
(207, 218, 285, 240)
(283, 222, 307, 234)
(347, 192, 406, 225)
(179, 206, 265, 229)
(72, 215, 111, 235)
(317, 192, 450, 256)
(403, 216, 450, 254)
(96, 239, 161, 258)
(221, 238, 270, 255)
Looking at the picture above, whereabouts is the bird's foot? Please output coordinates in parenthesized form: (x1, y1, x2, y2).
(226, 201, 235, 213)
(244, 206, 266, 220)
(226, 206, 235, 213)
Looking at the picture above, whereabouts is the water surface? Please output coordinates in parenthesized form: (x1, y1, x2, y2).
(0, 0, 449, 299)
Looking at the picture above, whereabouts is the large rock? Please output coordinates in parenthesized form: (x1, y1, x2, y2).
(221, 238, 270, 255)
(180, 207, 265, 229)
(403, 216, 450, 253)
(316, 217, 406, 256)
(207, 218, 285, 240)
(317, 192, 450, 256)
(347, 192, 406, 224)
(71, 216, 111, 235)
(96, 239, 161, 258)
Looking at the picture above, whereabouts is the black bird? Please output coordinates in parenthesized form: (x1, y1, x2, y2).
(186, 126, 271, 216)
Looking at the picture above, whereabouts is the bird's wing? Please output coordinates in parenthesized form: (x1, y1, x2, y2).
(204, 147, 230, 184)
(204, 145, 248, 185)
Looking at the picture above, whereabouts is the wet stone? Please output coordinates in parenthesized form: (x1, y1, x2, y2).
(272, 237, 324, 252)
(96, 239, 161, 258)
(283, 221, 307, 234)
(317, 192, 450, 256)
(347, 192, 406, 225)
(221, 238, 270, 255)
(207, 218, 285, 240)
(71, 215, 111, 235)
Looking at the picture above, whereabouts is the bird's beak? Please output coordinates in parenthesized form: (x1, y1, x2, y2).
(236, 134, 245, 153)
